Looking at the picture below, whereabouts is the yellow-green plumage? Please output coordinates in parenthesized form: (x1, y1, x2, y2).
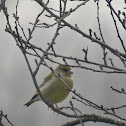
(24, 65, 73, 107)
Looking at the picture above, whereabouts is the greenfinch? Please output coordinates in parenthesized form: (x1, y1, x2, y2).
(24, 65, 73, 107)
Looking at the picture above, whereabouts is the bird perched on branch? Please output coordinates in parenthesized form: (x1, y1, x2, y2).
(24, 65, 73, 107)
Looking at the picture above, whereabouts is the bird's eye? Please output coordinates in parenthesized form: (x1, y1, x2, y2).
(63, 69, 68, 72)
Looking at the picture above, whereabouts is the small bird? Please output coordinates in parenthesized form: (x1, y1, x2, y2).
(24, 65, 73, 107)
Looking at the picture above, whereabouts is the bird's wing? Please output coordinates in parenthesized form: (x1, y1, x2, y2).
(44, 72, 54, 82)
(39, 72, 54, 88)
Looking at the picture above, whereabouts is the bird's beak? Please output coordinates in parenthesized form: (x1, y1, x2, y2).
(67, 70, 73, 75)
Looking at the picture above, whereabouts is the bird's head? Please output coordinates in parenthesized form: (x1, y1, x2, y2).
(55, 65, 73, 77)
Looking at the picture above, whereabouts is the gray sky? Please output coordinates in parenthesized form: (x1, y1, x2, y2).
(0, 0, 126, 126)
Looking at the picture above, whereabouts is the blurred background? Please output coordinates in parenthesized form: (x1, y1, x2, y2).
(0, 0, 126, 125)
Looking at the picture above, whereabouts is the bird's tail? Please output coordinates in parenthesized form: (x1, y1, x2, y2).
(24, 100, 34, 107)
(24, 92, 39, 107)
